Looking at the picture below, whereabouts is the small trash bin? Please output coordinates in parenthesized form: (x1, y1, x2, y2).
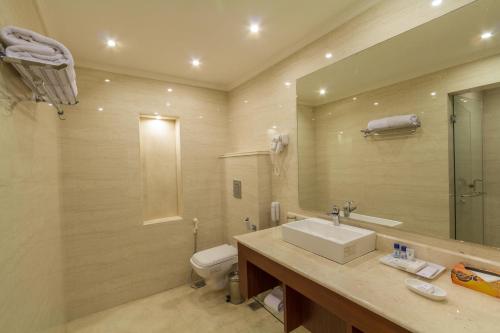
(228, 271, 244, 304)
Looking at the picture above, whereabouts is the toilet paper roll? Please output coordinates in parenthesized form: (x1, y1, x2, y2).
(264, 293, 283, 313)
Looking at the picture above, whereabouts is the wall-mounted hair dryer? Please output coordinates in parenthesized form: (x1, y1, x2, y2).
(270, 133, 289, 154)
(270, 133, 288, 176)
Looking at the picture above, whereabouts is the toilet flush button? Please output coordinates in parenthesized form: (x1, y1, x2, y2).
(233, 179, 242, 199)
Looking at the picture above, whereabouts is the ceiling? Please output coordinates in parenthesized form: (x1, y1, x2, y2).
(298, 0, 500, 106)
(35, 0, 375, 91)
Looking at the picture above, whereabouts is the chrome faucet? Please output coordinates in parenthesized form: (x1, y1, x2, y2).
(327, 205, 340, 226)
(343, 200, 357, 218)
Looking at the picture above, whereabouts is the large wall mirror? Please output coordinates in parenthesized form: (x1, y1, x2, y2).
(297, 0, 500, 248)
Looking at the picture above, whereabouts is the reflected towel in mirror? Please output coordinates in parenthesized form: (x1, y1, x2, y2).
(367, 114, 420, 132)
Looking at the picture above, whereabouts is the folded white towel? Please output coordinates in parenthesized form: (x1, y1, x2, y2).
(1, 26, 73, 65)
(0, 26, 77, 102)
(367, 114, 419, 132)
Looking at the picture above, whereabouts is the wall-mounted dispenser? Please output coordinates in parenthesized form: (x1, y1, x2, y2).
(271, 201, 280, 225)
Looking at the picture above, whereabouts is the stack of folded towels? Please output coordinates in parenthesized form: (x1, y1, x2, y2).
(367, 114, 420, 132)
(264, 286, 284, 313)
(0, 25, 77, 103)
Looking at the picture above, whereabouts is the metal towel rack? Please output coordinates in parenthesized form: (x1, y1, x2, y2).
(360, 123, 421, 137)
(0, 44, 78, 120)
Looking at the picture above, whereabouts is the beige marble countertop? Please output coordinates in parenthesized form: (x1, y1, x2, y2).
(235, 227, 500, 333)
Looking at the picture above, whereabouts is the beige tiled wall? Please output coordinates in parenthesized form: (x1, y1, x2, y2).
(0, 1, 66, 332)
(228, 0, 478, 233)
(61, 68, 228, 319)
(222, 153, 272, 245)
(297, 104, 318, 211)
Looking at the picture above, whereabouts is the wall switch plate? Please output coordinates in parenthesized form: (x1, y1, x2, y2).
(233, 180, 242, 199)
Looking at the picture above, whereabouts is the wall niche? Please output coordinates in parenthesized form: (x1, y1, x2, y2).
(139, 115, 182, 225)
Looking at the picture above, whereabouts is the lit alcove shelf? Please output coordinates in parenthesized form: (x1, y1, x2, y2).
(143, 216, 183, 226)
(139, 115, 183, 226)
(144, 216, 184, 226)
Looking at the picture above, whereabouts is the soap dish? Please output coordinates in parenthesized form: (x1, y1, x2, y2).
(405, 278, 447, 301)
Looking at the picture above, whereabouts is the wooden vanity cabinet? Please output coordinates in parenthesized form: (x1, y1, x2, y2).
(238, 243, 410, 333)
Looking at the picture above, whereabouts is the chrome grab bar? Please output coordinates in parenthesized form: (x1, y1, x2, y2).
(459, 191, 485, 198)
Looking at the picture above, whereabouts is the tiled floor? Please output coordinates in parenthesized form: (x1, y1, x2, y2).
(67, 284, 308, 333)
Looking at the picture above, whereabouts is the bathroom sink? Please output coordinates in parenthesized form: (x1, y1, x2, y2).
(281, 218, 376, 264)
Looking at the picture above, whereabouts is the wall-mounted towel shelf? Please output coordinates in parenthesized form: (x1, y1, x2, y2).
(0, 45, 78, 120)
(360, 123, 420, 137)
(361, 114, 421, 137)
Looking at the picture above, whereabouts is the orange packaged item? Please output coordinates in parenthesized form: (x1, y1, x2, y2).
(451, 263, 500, 298)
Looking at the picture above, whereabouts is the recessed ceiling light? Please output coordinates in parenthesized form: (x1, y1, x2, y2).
(284, 81, 291, 87)
(48, 103, 53, 106)
(104, 78, 110, 83)
(272, 125, 277, 129)
(430, 91, 437, 96)
(373, 102, 379, 106)
(431, 0, 442, 7)
(167, 88, 173, 92)
(199, 115, 204, 119)
(249, 22, 260, 34)
(106, 39, 117, 48)
(166, 102, 171, 107)
(244, 100, 249, 104)
(352, 97, 358, 101)
(97, 107, 104, 111)
(154, 112, 159, 115)
(319, 88, 326, 95)
(481, 32, 493, 40)
(325, 52, 333, 59)
(191, 58, 201, 67)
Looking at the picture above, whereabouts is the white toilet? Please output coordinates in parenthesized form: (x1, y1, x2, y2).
(190, 244, 238, 290)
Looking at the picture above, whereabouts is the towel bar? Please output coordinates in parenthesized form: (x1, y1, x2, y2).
(360, 123, 420, 137)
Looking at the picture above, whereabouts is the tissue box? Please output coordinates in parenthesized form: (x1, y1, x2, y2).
(451, 263, 500, 298)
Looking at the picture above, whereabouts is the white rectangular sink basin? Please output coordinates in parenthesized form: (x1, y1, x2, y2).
(281, 218, 376, 264)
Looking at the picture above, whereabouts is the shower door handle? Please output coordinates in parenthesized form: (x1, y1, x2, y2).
(459, 191, 485, 203)
(468, 179, 483, 192)
(459, 191, 485, 198)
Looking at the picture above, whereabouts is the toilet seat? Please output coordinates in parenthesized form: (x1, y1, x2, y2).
(191, 244, 237, 268)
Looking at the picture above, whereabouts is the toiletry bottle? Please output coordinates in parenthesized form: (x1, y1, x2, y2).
(401, 245, 407, 260)
(393, 243, 400, 258)
(407, 248, 415, 261)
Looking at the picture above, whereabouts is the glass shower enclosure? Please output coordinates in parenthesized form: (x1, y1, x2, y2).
(453, 87, 500, 247)
(453, 92, 484, 244)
